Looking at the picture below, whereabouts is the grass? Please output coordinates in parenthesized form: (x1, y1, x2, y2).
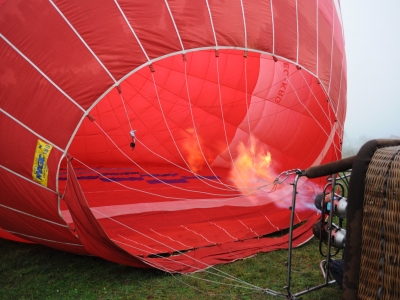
(0, 237, 342, 300)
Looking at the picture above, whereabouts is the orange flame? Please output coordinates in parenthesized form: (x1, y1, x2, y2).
(183, 128, 204, 173)
(230, 137, 275, 194)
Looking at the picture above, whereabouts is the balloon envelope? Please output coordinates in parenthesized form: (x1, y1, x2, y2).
(0, 0, 346, 272)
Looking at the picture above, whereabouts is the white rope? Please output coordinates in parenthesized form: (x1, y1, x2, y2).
(296, 0, 299, 64)
(214, 55, 249, 189)
(239, 0, 248, 49)
(92, 121, 250, 197)
(49, 0, 117, 84)
(73, 156, 246, 200)
(205, 0, 218, 48)
(6, 231, 83, 246)
(298, 70, 335, 128)
(164, 0, 185, 52)
(333, 55, 345, 136)
(113, 0, 150, 62)
(270, 0, 275, 54)
(0, 203, 68, 227)
(0, 164, 56, 193)
(145, 65, 269, 193)
(150, 228, 191, 249)
(316, 0, 319, 77)
(90, 208, 260, 289)
(276, 63, 342, 157)
(114, 237, 265, 293)
(118, 92, 133, 132)
(134, 138, 240, 191)
(182, 59, 238, 190)
(328, 0, 335, 96)
(180, 225, 215, 244)
(243, 54, 257, 174)
(0, 34, 85, 113)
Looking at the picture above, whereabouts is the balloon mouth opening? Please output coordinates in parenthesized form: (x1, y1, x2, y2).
(59, 47, 332, 217)
(56, 49, 334, 270)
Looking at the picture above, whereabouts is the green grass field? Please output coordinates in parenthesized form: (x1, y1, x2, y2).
(1, 237, 342, 300)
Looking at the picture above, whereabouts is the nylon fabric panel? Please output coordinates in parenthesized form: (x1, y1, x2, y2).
(317, 0, 334, 88)
(298, 0, 317, 74)
(0, 227, 32, 243)
(117, 0, 182, 60)
(0, 0, 113, 110)
(0, 41, 85, 149)
(62, 160, 150, 268)
(60, 161, 320, 273)
(207, 0, 245, 47)
(117, 213, 320, 273)
(0, 0, 346, 273)
(0, 114, 63, 191)
(238, 55, 335, 171)
(0, 169, 87, 254)
(0, 207, 86, 254)
(243, 0, 273, 52)
(328, 10, 346, 107)
(53, 0, 147, 81)
(68, 50, 261, 167)
(0, 169, 63, 224)
(272, 0, 297, 61)
(168, 0, 216, 50)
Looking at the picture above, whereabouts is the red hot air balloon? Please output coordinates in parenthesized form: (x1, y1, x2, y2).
(0, 0, 346, 273)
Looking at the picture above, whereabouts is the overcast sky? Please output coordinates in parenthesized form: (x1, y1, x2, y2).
(340, 0, 400, 147)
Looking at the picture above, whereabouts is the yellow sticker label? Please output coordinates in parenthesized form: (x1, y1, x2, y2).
(32, 139, 53, 187)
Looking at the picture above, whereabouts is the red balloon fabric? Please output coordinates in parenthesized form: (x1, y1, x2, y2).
(0, 0, 346, 272)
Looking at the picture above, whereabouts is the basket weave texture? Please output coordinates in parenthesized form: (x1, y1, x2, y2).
(358, 146, 400, 299)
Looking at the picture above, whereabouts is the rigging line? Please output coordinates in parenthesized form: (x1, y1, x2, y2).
(93, 121, 252, 196)
(243, 56, 257, 173)
(113, 0, 150, 62)
(182, 59, 238, 191)
(270, 0, 275, 55)
(0, 34, 85, 113)
(205, 0, 218, 48)
(111, 238, 178, 273)
(150, 71, 323, 115)
(92, 208, 264, 291)
(147, 70, 245, 192)
(135, 138, 241, 192)
(316, 0, 319, 77)
(125, 55, 291, 111)
(296, 0, 299, 64)
(332, 55, 345, 135)
(115, 235, 164, 255)
(115, 233, 247, 290)
(73, 157, 253, 200)
(335, 61, 344, 139)
(239, 0, 248, 49)
(6, 230, 83, 246)
(0, 165, 56, 194)
(175, 273, 264, 292)
(327, 0, 335, 96)
(167, 273, 214, 297)
(118, 92, 133, 132)
(164, 0, 185, 51)
(150, 228, 191, 249)
(214, 55, 249, 190)
(113, 237, 264, 293)
(93, 120, 245, 197)
(49, 0, 117, 84)
(298, 70, 335, 128)
(0, 203, 69, 228)
(276, 63, 342, 155)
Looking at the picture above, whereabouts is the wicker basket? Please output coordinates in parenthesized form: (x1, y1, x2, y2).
(358, 146, 400, 299)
